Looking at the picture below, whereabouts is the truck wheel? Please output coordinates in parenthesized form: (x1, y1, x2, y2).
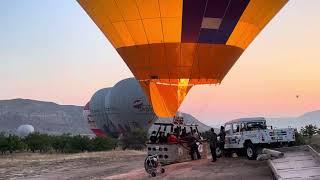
(245, 143, 257, 160)
(216, 147, 222, 158)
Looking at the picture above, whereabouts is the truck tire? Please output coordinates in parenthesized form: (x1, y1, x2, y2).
(216, 147, 222, 158)
(245, 143, 257, 160)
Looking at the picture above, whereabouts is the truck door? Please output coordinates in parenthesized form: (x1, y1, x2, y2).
(224, 124, 233, 149)
(231, 123, 241, 148)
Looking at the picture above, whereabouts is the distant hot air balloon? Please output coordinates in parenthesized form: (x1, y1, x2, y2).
(78, 0, 289, 117)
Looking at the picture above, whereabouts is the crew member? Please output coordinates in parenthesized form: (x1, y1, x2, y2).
(218, 126, 226, 154)
(187, 133, 201, 160)
(149, 131, 157, 143)
(180, 128, 187, 138)
(158, 132, 167, 143)
(193, 129, 199, 138)
(208, 128, 218, 162)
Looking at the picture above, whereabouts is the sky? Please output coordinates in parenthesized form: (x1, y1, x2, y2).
(0, 0, 319, 126)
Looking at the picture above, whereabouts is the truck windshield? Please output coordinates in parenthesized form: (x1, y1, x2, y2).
(245, 121, 267, 131)
(225, 124, 232, 135)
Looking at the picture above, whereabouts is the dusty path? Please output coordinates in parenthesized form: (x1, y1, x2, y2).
(106, 157, 273, 180)
(0, 151, 272, 180)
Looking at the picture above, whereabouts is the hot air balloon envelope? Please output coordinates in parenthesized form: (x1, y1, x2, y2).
(78, 0, 288, 117)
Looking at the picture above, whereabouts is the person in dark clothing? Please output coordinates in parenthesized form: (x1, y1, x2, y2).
(208, 128, 218, 162)
(158, 132, 167, 143)
(218, 126, 226, 154)
(149, 131, 157, 143)
(186, 133, 201, 160)
(173, 127, 180, 138)
(180, 128, 187, 138)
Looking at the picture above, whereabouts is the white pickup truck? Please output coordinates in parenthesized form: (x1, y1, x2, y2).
(221, 117, 295, 160)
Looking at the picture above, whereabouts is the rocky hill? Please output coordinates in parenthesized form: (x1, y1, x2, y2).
(0, 99, 212, 135)
(0, 99, 91, 135)
(266, 110, 320, 129)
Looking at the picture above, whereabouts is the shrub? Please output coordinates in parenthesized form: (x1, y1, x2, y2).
(0, 133, 25, 154)
(293, 131, 306, 146)
(121, 128, 147, 150)
(24, 132, 51, 152)
(90, 137, 117, 151)
(0, 132, 118, 154)
(68, 135, 91, 153)
(301, 124, 318, 138)
(51, 134, 71, 153)
(0, 132, 8, 154)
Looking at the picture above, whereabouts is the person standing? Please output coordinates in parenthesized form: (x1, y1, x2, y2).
(193, 129, 199, 139)
(218, 126, 226, 154)
(208, 128, 218, 162)
(158, 132, 167, 143)
(149, 131, 157, 143)
(185, 133, 201, 160)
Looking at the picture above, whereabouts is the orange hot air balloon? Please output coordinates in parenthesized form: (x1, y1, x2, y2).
(78, 0, 288, 117)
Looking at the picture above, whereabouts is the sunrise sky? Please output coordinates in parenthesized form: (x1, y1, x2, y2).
(1, 0, 319, 125)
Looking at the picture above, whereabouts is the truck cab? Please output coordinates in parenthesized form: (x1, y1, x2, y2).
(223, 117, 295, 159)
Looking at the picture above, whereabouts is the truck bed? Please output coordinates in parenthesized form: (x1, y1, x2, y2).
(268, 145, 320, 180)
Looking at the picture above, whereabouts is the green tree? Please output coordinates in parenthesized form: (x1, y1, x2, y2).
(90, 137, 117, 151)
(24, 132, 51, 152)
(0, 133, 25, 154)
(6, 134, 24, 154)
(121, 128, 147, 150)
(0, 132, 8, 154)
(69, 135, 91, 153)
(301, 124, 318, 138)
(51, 134, 71, 153)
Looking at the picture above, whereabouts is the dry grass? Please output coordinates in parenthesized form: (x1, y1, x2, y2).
(0, 150, 146, 165)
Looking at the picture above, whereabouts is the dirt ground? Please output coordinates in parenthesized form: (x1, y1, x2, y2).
(0, 151, 146, 180)
(0, 150, 273, 180)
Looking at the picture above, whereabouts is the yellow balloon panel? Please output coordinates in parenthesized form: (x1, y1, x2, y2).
(159, 0, 183, 18)
(126, 20, 148, 45)
(162, 18, 182, 43)
(113, 21, 135, 46)
(227, 0, 289, 49)
(136, 0, 160, 19)
(78, 0, 183, 48)
(142, 18, 163, 43)
(114, 0, 140, 21)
